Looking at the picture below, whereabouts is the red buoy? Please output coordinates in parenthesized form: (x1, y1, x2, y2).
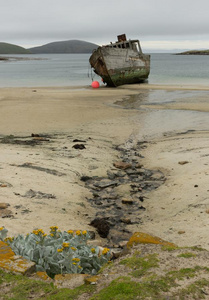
(91, 81, 100, 88)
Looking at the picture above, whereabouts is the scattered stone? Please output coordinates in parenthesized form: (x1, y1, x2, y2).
(84, 275, 101, 285)
(90, 218, 110, 238)
(119, 240, 129, 248)
(194, 185, 198, 188)
(80, 175, 92, 182)
(87, 239, 103, 247)
(93, 180, 118, 189)
(111, 248, 123, 258)
(0, 203, 10, 209)
(73, 139, 86, 143)
(0, 209, 13, 218)
(127, 232, 176, 249)
(205, 209, 209, 214)
(178, 161, 189, 165)
(178, 231, 185, 234)
(83, 141, 165, 244)
(113, 161, 132, 170)
(120, 218, 131, 224)
(72, 144, 86, 150)
(23, 189, 56, 199)
(122, 198, 134, 205)
(0, 184, 7, 188)
(0, 241, 35, 275)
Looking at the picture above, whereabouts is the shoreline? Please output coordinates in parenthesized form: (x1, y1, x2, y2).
(1, 85, 209, 250)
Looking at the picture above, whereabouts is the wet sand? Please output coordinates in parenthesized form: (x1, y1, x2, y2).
(1, 84, 209, 250)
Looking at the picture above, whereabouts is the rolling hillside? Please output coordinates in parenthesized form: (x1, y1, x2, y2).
(0, 42, 31, 54)
(28, 40, 98, 54)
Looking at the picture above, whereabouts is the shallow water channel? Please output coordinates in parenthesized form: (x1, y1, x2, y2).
(116, 89, 209, 140)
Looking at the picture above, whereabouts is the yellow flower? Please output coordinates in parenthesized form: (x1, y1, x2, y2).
(50, 226, 58, 231)
(102, 248, 110, 255)
(62, 242, 70, 248)
(33, 230, 39, 235)
(82, 230, 87, 235)
(78, 266, 82, 269)
(71, 247, 76, 251)
(67, 230, 74, 235)
(50, 233, 54, 237)
(5, 237, 13, 242)
(57, 248, 63, 253)
(38, 229, 45, 235)
(72, 258, 80, 262)
(91, 248, 96, 253)
(76, 230, 81, 236)
(73, 263, 77, 265)
(43, 234, 47, 237)
(0, 227, 4, 231)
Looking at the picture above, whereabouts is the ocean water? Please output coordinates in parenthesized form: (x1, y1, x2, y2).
(0, 53, 209, 87)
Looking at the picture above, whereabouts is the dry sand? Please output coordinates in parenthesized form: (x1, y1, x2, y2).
(0, 86, 140, 236)
(1, 84, 209, 250)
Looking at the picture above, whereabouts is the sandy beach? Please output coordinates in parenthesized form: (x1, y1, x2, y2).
(1, 84, 209, 250)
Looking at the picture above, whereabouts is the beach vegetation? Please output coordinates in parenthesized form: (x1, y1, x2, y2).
(0, 226, 111, 278)
(0, 268, 95, 300)
(177, 252, 197, 258)
(119, 251, 159, 277)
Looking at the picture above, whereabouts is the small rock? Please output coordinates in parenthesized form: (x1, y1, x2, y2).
(0, 203, 10, 209)
(178, 231, 185, 234)
(178, 161, 189, 165)
(72, 144, 86, 150)
(122, 199, 134, 205)
(113, 161, 132, 170)
(73, 139, 86, 143)
(119, 240, 129, 248)
(0, 241, 35, 275)
(120, 218, 131, 224)
(87, 239, 103, 247)
(205, 209, 209, 214)
(33, 271, 52, 282)
(194, 185, 198, 188)
(90, 218, 110, 238)
(94, 180, 118, 189)
(85, 275, 100, 285)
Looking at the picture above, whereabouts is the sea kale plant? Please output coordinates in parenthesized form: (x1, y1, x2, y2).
(0, 226, 111, 277)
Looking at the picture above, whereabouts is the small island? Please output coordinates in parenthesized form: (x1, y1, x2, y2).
(176, 49, 209, 55)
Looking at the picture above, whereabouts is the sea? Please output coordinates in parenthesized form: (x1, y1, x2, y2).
(1, 52, 209, 139)
(0, 53, 209, 87)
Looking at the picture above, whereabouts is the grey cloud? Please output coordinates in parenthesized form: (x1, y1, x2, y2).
(1, 0, 209, 48)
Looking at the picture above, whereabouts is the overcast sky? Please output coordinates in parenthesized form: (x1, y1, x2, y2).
(1, 0, 209, 51)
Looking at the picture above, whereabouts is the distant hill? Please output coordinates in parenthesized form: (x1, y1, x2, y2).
(0, 42, 31, 54)
(176, 49, 209, 55)
(28, 40, 98, 54)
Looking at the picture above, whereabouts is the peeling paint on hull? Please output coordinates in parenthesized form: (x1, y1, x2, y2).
(89, 37, 150, 87)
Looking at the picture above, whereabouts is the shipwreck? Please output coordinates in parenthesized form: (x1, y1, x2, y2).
(89, 34, 150, 87)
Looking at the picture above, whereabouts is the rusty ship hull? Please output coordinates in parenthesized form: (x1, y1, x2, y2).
(89, 35, 150, 87)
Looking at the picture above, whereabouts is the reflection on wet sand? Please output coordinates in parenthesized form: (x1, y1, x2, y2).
(115, 88, 209, 140)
